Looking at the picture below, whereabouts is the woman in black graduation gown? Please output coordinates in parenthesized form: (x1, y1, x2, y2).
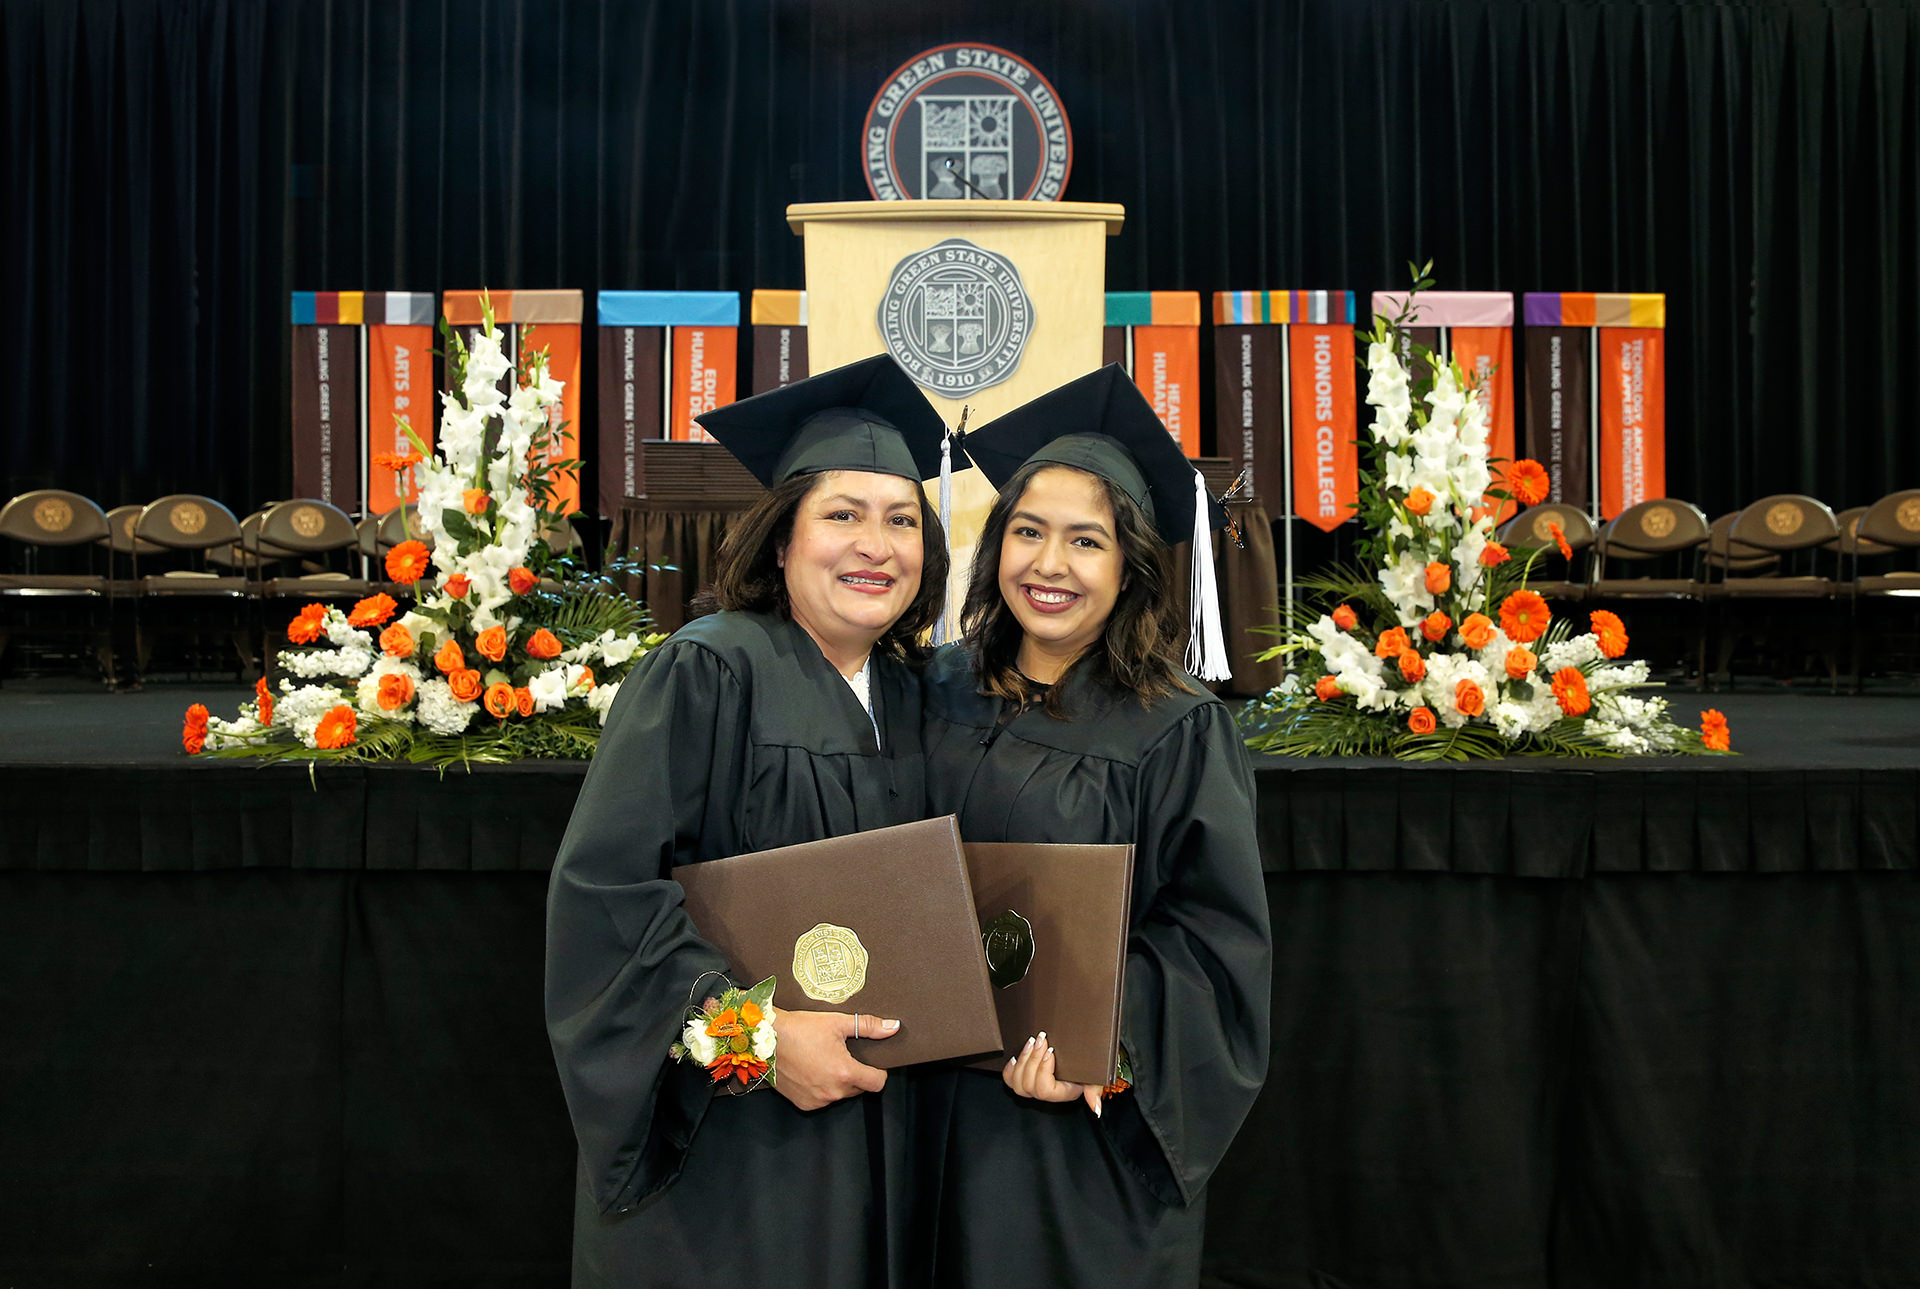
(921, 366, 1272, 1287)
(545, 356, 958, 1289)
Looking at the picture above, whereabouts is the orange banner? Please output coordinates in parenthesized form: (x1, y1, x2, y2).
(1288, 324, 1358, 532)
(1599, 328, 1666, 519)
(1130, 324, 1201, 457)
(365, 324, 434, 515)
(1449, 326, 1517, 522)
(522, 323, 582, 515)
(669, 325, 738, 443)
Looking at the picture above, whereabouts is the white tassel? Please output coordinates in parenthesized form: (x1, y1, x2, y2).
(933, 431, 955, 645)
(1186, 471, 1232, 682)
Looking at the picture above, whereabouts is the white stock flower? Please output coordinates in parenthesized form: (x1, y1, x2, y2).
(282, 645, 375, 680)
(681, 1019, 718, 1067)
(1542, 634, 1602, 673)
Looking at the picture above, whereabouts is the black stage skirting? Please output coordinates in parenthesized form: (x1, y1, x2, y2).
(3, 684, 1918, 1288)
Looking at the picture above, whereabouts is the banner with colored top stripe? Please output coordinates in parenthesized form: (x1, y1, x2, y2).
(1104, 292, 1201, 456)
(594, 292, 740, 516)
(443, 290, 584, 516)
(1212, 290, 1357, 327)
(1371, 291, 1518, 522)
(290, 292, 437, 515)
(750, 290, 810, 396)
(1522, 293, 1666, 516)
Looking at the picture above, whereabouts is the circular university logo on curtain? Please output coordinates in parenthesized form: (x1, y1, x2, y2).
(862, 44, 1072, 201)
(877, 239, 1033, 396)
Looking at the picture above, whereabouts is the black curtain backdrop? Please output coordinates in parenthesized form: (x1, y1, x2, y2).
(1, 0, 1916, 521)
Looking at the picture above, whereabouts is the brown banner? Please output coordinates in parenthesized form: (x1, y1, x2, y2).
(1211, 324, 1285, 506)
(1102, 325, 1127, 370)
(750, 325, 810, 395)
(291, 324, 361, 511)
(1288, 324, 1358, 533)
(595, 325, 664, 516)
(1598, 328, 1665, 519)
(1523, 326, 1592, 510)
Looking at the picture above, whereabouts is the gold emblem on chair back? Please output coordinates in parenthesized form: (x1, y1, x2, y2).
(1765, 503, 1804, 537)
(33, 498, 74, 534)
(290, 505, 327, 539)
(171, 502, 208, 536)
(1641, 505, 1676, 539)
(1899, 498, 1920, 533)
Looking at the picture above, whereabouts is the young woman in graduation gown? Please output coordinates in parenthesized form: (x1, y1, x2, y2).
(545, 356, 958, 1289)
(919, 366, 1273, 1287)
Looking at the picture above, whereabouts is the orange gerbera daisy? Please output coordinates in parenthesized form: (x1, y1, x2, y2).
(526, 628, 563, 660)
(379, 623, 414, 659)
(707, 1052, 770, 1085)
(1547, 520, 1572, 560)
(377, 672, 416, 712)
(1315, 675, 1344, 702)
(385, 540, 431, 585)
(1590, 609, 1629, 659)
(254, 676, 274, 726)
(1460, 613, 1495, 650)
(1408, 706, 1437, 735)
(314, 704, 357, 749)
(1551, 667, 1591, 717)
(1374, 626, 1411, 659)
(1455, 679, 1486, 717)
(287, 603, 328, 645)
(1398, 649, 1426, 683)
(1508, 459, 1550, 507)
(347, 593, 397, 629)
(483, 682, 516, 719)
(1499, 590, 1551, 644)
(1701, 708, 1731, 752)
(509, 566, 538, 596)
(182, 703, 210, 754)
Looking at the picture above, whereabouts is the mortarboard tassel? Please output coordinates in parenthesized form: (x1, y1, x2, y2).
(932, 428, 955, 645)
(1186, 471, 1232, 682)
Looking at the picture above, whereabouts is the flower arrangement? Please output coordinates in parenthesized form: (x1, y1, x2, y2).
(1243, 273, 1729, 761)
(189, 299, 664, 764)
(671, 977, 779, 1089)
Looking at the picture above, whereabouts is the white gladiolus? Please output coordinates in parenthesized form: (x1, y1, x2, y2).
(528, 667, 569, 712)
(587, 680, 621, 724)
(1378, 551, 1437, 622)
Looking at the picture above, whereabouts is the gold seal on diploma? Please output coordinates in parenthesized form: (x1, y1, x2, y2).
(792, 923, 870, 1004)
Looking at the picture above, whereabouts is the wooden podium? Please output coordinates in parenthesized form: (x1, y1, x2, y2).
(787, 200, 1124, 592)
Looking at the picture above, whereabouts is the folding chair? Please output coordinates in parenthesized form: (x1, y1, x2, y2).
(0, 490, 115, 684)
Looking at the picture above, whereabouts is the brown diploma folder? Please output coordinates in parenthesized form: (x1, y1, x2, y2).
(673, 816, 1003, 1070)
(963, 842, 1135, 1088)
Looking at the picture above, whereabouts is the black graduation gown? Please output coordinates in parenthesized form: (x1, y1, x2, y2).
(919, 644, 1272, 1289)
(545, 611, 928, 1289)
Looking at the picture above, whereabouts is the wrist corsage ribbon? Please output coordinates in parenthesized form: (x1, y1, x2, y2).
(671, 975, 778, 1091)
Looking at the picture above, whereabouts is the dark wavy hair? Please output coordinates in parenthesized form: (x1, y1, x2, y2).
(961, 460, 1194, 714)
(702, 470, 949, 663)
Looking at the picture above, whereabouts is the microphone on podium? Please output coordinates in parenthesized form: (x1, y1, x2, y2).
(941, 157, 993, 201)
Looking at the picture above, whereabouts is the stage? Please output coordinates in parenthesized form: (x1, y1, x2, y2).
(2, 681, 1917, 1287)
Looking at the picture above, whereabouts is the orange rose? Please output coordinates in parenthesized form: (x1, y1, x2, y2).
(474, 625, 509, 663)
(525, 628, 563, 660)
(462, 489, 490, 514)
(1331, 604, 1358, 631)
(254, 676, 274, 726)
(1422, 611, 1452, 643)
(1551, 666, 1591, 717)
(483, 682, 516, 718)
(314, 704, 357, 749)
(182, 703, 209, 755)
(433, 639, 465, 675)
(1455, 678, 1486, 717)
(509, 566, 538, 595)
(448, 669, 483, 704)
(1460, 613, 1495, 650)
(1590, 609, 1629, 659)
(347, 593, 397, 629)
(1398, 649, 1426, 683)
(1425, 561, 1452, 595)
(385, 540, 431, 585)
(1508, 459, 1550, 507)
(1701, 708, 1731, 752)
(443, 573, 471, 600)
(1480, 541, 1511, 567)
(1408, 706, 1437, 735)
(1548, 520, 1572, 560)
(1505, 646, 1538, 681)
(515, 686, 535, 717)
(1374, 627, 1411, 660)
(287, 603, 328, 645)
(1499, 590, 1551, 644)
(1314, 675, 1343, 702)
(1404, 486, 1434, 517)
(379, 623, 414, 659)
(376, 672, 416, 711)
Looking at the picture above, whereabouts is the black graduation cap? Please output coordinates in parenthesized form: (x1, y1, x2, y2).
(694, 353, 959, 485)
(963, 365, 1227, 547)
(964, 364, 1232, 680)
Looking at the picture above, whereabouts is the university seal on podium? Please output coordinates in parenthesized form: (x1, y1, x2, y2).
(878, 238, 1033, 396)
(792, 922, 870, 1005)
(862, 43, 1072, 201)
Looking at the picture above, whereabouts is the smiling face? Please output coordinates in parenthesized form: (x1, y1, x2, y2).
(996, 465, 1126, 683)
(777, 470, 926, 672)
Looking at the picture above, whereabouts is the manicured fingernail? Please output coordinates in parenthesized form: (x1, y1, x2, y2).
(881, 1018, 900, 1032)
(1037, 1031, 1047, 1043)
(1022, 1036, 1035, 1054)
(1092, 1101, 1102, 1119)
(1047, 1047, 1056, 1058)
(1006, 1057, 1017, 1068)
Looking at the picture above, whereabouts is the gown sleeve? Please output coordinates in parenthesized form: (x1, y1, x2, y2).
(1106, 700, 1273, 1206)
(543, 639, 747, 1214)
